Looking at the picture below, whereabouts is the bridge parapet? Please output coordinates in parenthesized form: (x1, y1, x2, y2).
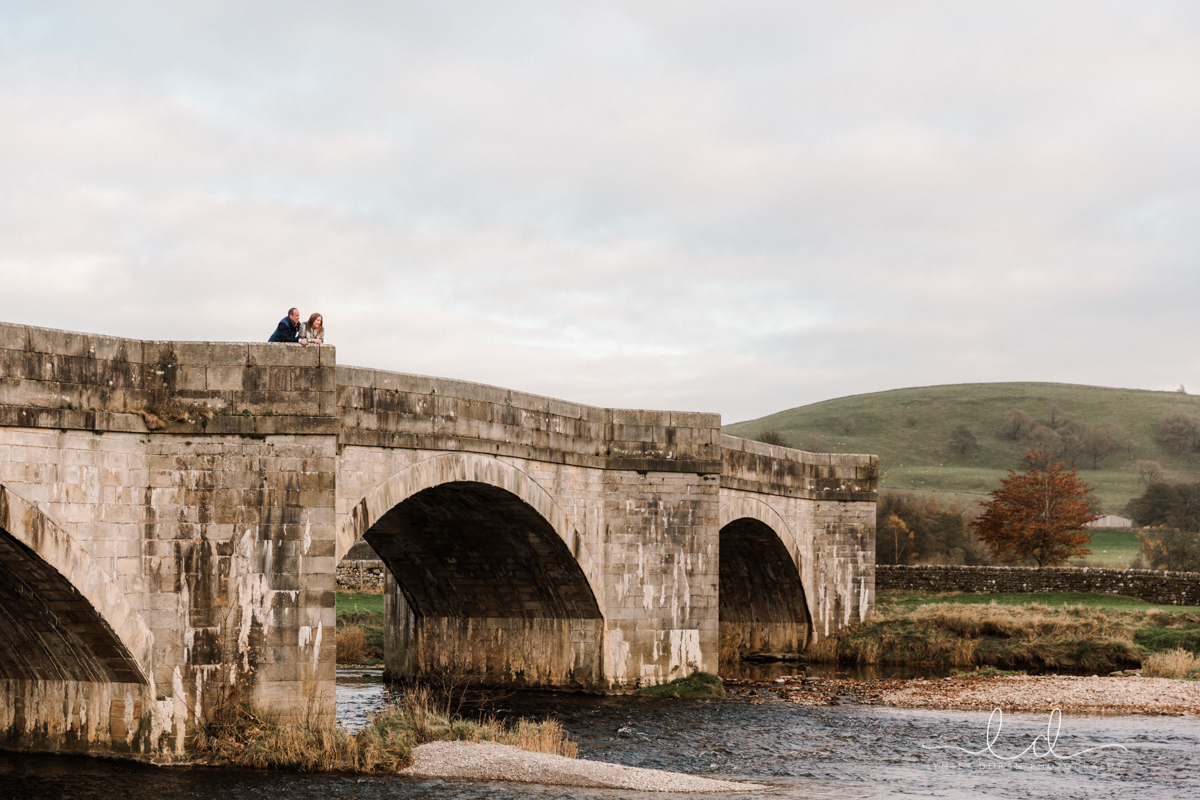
(337, 365, 722, 472)
(0, 321, 337, 437)
(719, 434, 876, 501)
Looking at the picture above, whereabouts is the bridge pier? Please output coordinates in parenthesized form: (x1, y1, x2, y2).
(0, 322, 875, 758)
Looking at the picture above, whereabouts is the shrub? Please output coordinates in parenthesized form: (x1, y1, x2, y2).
(835, 416, 856, 434)
(948, 425, 978, 458)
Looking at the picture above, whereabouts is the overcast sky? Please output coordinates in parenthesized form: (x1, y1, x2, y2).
(2, 2, 1198, 423)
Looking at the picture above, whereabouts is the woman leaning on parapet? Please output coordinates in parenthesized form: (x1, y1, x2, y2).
(302, 313, 325, 344)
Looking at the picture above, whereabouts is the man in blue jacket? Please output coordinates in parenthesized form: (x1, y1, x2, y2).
(268, 307, 306, 343)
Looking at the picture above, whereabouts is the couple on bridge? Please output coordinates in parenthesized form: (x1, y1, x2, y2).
(268, 307, 325, 345)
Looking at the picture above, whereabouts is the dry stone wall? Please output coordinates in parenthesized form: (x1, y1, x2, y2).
(877, 565, 1199, 606)
(337, 559, 386, 592)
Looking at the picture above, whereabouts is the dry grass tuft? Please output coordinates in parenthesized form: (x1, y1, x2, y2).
(337, 625, 368, 664)
(1142, 648, 1200, 679)
(193, 686, 577, 773)
(803, 636, 840, 663)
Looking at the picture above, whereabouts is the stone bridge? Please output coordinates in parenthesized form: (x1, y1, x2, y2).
(0, 322, 876, 759)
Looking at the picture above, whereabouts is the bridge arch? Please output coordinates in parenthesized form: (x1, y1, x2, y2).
(718, 494, 812, 659)
(339, 453, 605, 688)
(0, 483, 155, 753)
(0, 484, 153, 686)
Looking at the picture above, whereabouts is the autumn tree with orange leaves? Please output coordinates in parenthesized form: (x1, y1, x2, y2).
(971, 450, 1099, 567)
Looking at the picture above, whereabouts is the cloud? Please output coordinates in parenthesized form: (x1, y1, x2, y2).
(1, 2, 1199, 421)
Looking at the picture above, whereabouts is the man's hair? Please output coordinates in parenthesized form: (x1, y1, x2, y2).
(288, 307, 298, 315)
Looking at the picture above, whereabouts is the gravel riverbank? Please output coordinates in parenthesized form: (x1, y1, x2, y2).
(401, 741, 768, 792)
(730, 673, 1200, 715)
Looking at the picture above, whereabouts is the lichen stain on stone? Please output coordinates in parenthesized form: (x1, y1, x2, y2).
(668, 629, 701, 677)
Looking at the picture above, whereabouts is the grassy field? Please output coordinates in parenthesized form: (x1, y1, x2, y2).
(1078, 529, 1141, 567)
(809, 590, 1200, 674)
(338, 592, 384, 617)
(724, 382, 1200, 508)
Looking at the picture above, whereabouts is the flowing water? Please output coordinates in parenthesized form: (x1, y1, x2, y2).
(4, 669, 1198, 800)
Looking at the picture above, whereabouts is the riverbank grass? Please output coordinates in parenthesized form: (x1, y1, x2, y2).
(808, 590, 1200, 674)
(1143, 648, 1200, 679)
(194, 687, 576, 773)
(634, 671, 725, 699)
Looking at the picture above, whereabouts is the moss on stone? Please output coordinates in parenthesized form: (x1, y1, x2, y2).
(634, 671, 725, 700)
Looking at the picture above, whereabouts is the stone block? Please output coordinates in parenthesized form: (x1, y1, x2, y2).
(669, 410, 720, 430)
(26, 326, 92, 357)
(0, 322, 30, 351)
(247, 343, 320, 367)
(171, 342, 249, 366)
(175, 366, 208, 392)
(205, 366, 244, 391)
(140, 340, 174, 364)
(334, 365, 376, 390)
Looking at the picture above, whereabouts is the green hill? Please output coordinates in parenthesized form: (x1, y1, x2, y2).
(723, 383, 1200, 509)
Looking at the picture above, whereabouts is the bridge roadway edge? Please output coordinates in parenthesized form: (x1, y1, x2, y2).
(0, 321, 876, 759)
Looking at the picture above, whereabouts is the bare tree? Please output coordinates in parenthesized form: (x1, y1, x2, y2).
(835, 415, 856, 434)
(904, 414, 918, 428)
(1136, 460, 1164, 487)
(1160, 410, 1200, 455)
(1025, 424, 1063, 460)
(1047, 403, 1066, 429)
(1083, 418, 1122, 469)
(998, 409, 1036, 440)
(877, 513, 913, 565)
(1057, 420, 1090, 466)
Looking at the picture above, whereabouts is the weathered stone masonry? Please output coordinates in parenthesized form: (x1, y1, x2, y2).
(0, 322, 876, 760)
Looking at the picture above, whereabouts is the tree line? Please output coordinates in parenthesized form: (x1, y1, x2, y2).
(989, 405, 1128, 469)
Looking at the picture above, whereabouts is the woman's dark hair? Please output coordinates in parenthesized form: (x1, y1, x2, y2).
(306, 312, 323, 333)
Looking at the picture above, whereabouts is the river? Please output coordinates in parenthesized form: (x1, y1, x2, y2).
(3, 669, 1197, 799)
